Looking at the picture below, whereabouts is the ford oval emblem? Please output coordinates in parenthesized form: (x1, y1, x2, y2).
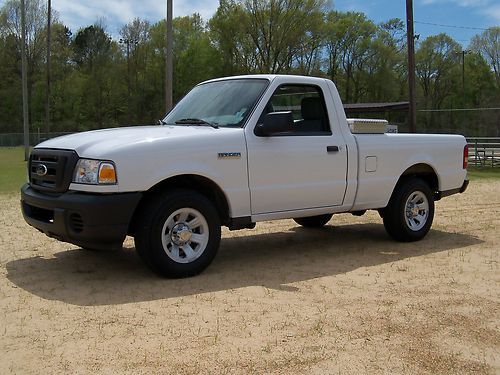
(35, 164, 48, 177)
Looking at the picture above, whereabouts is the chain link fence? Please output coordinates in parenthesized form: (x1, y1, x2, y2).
(415, 108, 500, 137)
(0, 132, 73, 147)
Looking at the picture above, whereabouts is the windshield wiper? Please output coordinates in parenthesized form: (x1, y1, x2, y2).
(175, 118, 219, 129)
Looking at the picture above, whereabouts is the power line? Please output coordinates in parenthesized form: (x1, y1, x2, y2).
(415, 21, 489, 31)
(416, 33, 470, 42)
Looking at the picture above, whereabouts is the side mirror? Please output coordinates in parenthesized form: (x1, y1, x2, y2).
(254, 111, 294, 136)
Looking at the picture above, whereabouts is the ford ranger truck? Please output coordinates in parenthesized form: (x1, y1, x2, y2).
(21, 75, 469, 277)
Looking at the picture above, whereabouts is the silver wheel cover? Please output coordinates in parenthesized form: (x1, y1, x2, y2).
(161, 208, 209, 263)
(404, 191, 429, 231)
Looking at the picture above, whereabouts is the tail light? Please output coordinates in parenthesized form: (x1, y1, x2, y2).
(463, 144, 468, 169)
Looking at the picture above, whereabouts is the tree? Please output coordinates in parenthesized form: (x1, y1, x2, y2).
(173, 14, 219, 98)
(324, 11, 376, 102)
(134, 15, 220, 122)
(470, 27, 500, 88)
(0, 0, 52, 131)
(72, 24, 120, 128)
(0, 1, 497, 136)
(292, 7, 325, 75)
(0, 33, 22, 132)
(243, 0, 329, 73)
(119, 18, 151, 123)
(363, 19, 406, 102)
(48, 23, 74, 131)
(73, 25, 111, 71)
(0, 0, 48, 66)
(210, 0, 329, 74)
(209, 0, 259, 74)
(415, 34, 461, 110)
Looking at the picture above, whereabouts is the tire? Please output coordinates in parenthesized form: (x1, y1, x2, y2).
(134, 190, 221, 278)
(293, 214, 332, 228)
(383, 178, 435, 242)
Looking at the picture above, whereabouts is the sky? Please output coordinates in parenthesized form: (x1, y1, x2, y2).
(0, 0, 498, 47)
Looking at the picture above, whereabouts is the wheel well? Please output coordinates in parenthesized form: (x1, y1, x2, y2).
(379, 163, 439, 216)
(129, 175, 230, 234)
(399, 164, 439, 191)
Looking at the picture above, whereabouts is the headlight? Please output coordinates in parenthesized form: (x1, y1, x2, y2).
(73, 159, 117, 185)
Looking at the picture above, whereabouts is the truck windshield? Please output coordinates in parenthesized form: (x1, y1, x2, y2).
(162, 79, 269, 128)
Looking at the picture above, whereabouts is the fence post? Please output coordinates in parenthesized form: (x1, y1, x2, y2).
(475, 140, 478, 166)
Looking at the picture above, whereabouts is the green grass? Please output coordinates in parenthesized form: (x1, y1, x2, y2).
(467, 166, 500, 180)
(0, 147, 28, 193)
(0, 147, 498, 193)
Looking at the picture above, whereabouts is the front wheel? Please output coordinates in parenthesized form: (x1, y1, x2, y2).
(383, 178, 435, 242)
(134, 190, 221, 278)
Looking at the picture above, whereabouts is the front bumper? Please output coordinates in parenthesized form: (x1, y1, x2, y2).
(21, 184, 142, 250)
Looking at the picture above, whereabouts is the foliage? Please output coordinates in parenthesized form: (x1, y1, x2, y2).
(415, 34, 461, 109)
(0, 0, 498, 136)
(471, 27, 500, 88)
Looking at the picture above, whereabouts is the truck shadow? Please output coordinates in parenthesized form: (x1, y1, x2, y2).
(6, 223, 483, 306)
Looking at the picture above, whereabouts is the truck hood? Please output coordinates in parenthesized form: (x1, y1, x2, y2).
(36, 125, 225, 158)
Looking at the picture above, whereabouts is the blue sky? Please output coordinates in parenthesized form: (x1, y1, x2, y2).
(1, 0, 498, 47)
(337, 0, 499, 46)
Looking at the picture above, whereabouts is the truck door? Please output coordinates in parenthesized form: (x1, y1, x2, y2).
(246, 83, 348, 215)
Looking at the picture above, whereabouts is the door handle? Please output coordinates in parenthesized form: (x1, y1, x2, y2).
(327, 145, 340, 153)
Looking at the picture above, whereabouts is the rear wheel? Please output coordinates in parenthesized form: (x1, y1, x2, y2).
(293, 214, 332, 228)
(383, 178, 434, 242)
(134, 190, 221, 278)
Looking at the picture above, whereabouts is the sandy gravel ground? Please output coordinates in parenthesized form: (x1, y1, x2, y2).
(0, 180, 499, 374)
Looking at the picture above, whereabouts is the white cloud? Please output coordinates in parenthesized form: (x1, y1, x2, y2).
(420, 0, 491, 6)
(483, 4, 500, 21)
(174, 0, 219, 21)
(419, 0, 500, 24)
(333, 0, 370, 13)
(52, 0, 219, 35)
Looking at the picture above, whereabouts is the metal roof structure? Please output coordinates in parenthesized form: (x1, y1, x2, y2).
(343, 102, 410, 113)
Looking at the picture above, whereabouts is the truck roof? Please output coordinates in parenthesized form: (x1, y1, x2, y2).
(201, 74, 330, 85)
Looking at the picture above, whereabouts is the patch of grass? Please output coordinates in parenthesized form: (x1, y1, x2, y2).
(467, 167, 500, 180)
(0, 147, 28, 193)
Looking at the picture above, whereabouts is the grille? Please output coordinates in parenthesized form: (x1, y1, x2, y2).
(29, 149, 79, 193)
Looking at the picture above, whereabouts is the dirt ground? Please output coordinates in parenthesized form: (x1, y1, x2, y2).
(0, 180, 498, 374)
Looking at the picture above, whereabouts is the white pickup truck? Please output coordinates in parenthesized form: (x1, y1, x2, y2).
(21, 75, 469, 277)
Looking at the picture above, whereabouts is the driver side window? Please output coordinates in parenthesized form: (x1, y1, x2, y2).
(259, 85, 331, 135)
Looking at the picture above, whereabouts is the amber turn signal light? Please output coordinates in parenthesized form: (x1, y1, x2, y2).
(98, 162, 117, 184)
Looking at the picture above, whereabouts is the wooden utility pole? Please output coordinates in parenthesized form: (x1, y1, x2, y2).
(461, 50, 466, 108)
(46, 0, 51, 136)
(165, 0, 173, 113)
(460, 50, 471, 108)
(406, 0, 417, 133)
(21, 0, 30, 160)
